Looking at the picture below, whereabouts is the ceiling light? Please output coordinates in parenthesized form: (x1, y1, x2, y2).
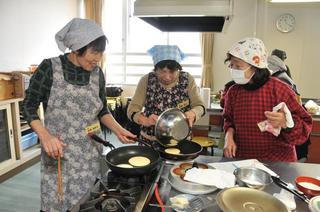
(270, 0, 320, 2)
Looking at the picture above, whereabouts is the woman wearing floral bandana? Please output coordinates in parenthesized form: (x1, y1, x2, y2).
(127, 45, 205, 141)
(223, 37, 312, 162)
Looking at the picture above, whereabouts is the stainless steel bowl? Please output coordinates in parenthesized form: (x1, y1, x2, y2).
(234, 167, 273, 190)
(155, 108, 190, 146)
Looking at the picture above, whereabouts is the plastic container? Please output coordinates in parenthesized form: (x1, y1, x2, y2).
(21, 132, 38, 150)
(309, 196, 320, 212)
(295, 176, 320, 197)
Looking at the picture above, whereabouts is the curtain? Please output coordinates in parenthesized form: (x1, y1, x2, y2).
(84, 0, 106, 70)
(200, 32, 214, 91)
(84, 0, 103, 26)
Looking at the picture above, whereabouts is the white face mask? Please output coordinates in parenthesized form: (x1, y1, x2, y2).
(229, 67, 254, 85)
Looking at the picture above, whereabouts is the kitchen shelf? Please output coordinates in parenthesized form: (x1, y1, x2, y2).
(20, 124, 30, 132)
(0, 98, 42, 179)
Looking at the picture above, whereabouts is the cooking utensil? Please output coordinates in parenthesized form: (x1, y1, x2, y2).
(150, 195, 216, 212)
(188, 195, 217, 211)
(216, 187, 290, 212)
(271, 175, 310, 204)
(295, 176, 320, 198)
(138, 139, 202, 161)
(89, 134, 160, 176)
(234, 167, 273, 190)
(155, 108, 190, 147)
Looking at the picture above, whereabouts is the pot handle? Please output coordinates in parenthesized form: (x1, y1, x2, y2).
(135, 138, 153, 148)
(88, 133, 116, 150)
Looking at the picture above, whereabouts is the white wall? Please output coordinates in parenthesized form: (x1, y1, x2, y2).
(0, 0, 78, 71)
(213, 0, 320, 98)
(0, 0, 319, 98)
(262, 3, 320, 99)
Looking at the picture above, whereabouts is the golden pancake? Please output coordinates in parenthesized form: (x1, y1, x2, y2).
(128, 156, 151, 167)
(116, 164, 133, 168)
(165, 148, 181, 155)
(169, 139, 178, 146)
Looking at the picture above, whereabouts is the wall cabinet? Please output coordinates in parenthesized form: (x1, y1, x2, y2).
(0, 98, 40, 177)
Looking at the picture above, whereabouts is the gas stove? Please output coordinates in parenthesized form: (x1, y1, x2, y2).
(69, 163, 163, 212)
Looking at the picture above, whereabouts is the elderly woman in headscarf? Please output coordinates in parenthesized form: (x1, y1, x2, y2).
(222, 37, 312, 162)
(22, 18, 136, 211)
(127, 45, 205, 141)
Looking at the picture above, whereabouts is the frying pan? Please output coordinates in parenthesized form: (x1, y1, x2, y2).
(89, 134, 160, 176)
(138, 139, 203, 161)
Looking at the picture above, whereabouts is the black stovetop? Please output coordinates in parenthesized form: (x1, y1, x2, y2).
(69, 164, 163, 212)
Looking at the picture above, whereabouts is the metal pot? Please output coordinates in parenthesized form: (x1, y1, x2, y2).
(154, 108, 190, 147)
(233, 167, 273, 190)
(216, 187, 290, 212)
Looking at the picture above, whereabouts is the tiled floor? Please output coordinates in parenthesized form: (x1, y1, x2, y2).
(0, 162, 40, 212)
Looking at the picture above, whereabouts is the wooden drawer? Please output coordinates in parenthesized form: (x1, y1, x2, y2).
(311, 120, 320, 135)
(306, 135, 320, 163)
(192, 126, 209, 137)
(209, 114, 223, 126)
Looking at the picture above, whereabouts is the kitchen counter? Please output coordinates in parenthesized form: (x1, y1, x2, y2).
(155, 155, 320, 211)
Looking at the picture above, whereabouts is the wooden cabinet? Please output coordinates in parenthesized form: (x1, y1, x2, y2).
(0, 98, 40, 177)
(0, 103, 16, 170)
(307, 118, 320, 163)
(192, 110, 224, 149)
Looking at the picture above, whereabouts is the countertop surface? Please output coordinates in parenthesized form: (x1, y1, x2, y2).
(154, 155, 320, 212)
(207, 99, 320, 119)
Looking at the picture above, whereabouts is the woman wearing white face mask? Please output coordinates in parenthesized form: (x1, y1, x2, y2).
(222, 37, 312, 162)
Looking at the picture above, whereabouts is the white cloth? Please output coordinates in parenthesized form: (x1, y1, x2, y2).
(258, 102, 294, 136)
(305, 100, 320, 114)
(184, 168, 235, 189)
(148, 45, 186, 65)
(208, 159, 278, 177)
(273, 189, 296, 211)
(55, 18, 105, 52)
(273, 102, 294, 128)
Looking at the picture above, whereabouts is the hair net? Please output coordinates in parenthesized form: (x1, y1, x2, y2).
(55, 18, 105, 52)
(148, 45, 186, 65)
(267, 55, 287, 73)
(271, 49, 287, 61)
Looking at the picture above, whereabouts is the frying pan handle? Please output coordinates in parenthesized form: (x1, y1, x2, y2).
(135, 138, 153, 148)
(88, 133, 116, 150)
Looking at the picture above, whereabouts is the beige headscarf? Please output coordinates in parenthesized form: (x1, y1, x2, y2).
(55, 18, 105, 52)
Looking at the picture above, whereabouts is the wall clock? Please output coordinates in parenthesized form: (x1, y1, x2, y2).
(276, 13, 295, 33)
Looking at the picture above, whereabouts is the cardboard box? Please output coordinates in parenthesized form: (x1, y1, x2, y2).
(0, 72, 25, 100)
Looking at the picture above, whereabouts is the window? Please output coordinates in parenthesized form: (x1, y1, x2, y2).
(103, 0, 202, 85)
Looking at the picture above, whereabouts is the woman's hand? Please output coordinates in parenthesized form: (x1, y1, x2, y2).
(40, 133, 67, 159)
(184, 110, 196, 127)
(264, 106, 287, 129)
(115, 127, 137, 144)
(223, 128, 237, 158)
(139, 114, 158, 127)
